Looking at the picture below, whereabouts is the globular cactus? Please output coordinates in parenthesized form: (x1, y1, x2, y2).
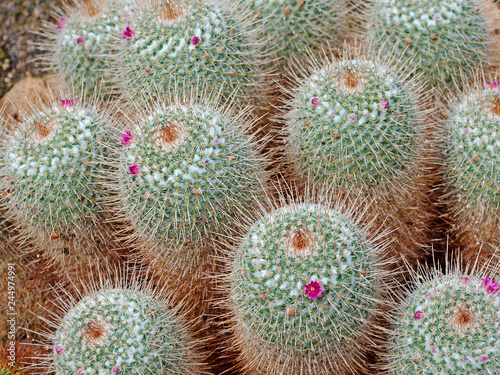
(41, 0, 134, 97)
(226, 199, 391, 374)
(286, 53, 423, 188)
(244, 0, 348, 68)
(0, 95, 117, 273)
(107, 93, 267, 261)
(111, 0, 267, 106)
(283, 51, 433, 267)
(42, 271, 206, 375)
(364, 0, 498, 89)
(388, 270, 500, 374)
(443, 79, 500, 265)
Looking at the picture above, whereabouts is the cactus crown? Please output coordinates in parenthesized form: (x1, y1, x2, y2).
(366, 0, 492, 88)
(113, 0, 264, 103)
(445, 82, 500, 208)
(1, 97, 109, 231)
(389, 271, 500, 374)
(286, 55, 421, 188)
(229, 200, 389, 373)
(111, 95, 266, 250)
(52, 288, 190, 375)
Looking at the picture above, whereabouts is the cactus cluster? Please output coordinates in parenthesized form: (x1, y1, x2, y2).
(245, 0, 347, 65)
(52, 288, 194, 374)
(286, 55, 421, 188)
(110, 97, 266, 253)
(389, 272, 500, 374)
(365, 0, 493, 88)
(229, 201, 387, 374)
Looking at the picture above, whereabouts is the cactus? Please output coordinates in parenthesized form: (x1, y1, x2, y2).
(244, 0, 348, 67)
(443, 80, 500, 264)
(0, 95, 116, 272)
(51, 287, 200, 374)
(41, 0, 135, 97)
(111, 0, 266, 106)
(286, 54, 423, 189)
(227, 200, 390, 374)
(364, 0, 496, 89)
(388, 271, 500, 374)
(108, 95, 267, 257)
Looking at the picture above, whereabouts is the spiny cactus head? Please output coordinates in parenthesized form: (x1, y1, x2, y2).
(227, 195, 392, 374)
(388, 269, 500, 374)
(109, 90, 267, 258)
(244, 0, 348, 65)
(41, 0, 135, 97)
(111, 0, 267, 106)
(286, 50, 424, 190)
(39, 267, 205, 375)
(445, 80, 500, 210)
(0, 93, 110, 233)
(365, 0, 498, 89)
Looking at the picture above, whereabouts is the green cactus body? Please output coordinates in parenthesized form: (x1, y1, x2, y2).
(390, 273, 500, 374)
(366, 0, 490, 88)
(53, 288, 188, 374)
(115, 102, 265, 248)
(115, 0, 262, 103)
(2, 101, 108, 231)
(230, 203, 383, 372)
(287, 58, 419, 187)
(246, 0, 347, 63)
(0, 369, 16, 375)
(445, 85, 500, 206)
(50, 0, 134, 95)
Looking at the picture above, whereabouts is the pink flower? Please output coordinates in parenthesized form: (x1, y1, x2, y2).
(431, 346, 437, 353)
(122, 26, 135, 40)
(480, 355, 489, 363)
(424, 293, 432, 299)
(112, 366, 121, 373)
(414, 310, 423, 320)
(60, 99, 75, 108)
(482, 277, 500, 294)
(77, 36, 85, 44)
(55, 345, 64, 355)
(191, 36, 200, 46)
(76, 372, 85, 375)
(213, 139, 220, 146)
(304, 281, 322, 299)
(349, 114, 357, 121)
(311, 97, 320, 106)
(120, 131, 133, 146)
(129, 164, 141, 175)
(487, 81, 500, 89)
(56, 17, 66, 30)
(381, 99, 389, 109)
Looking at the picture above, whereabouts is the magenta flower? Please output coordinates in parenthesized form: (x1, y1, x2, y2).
(56, 17, 66, 30)
(120, 131, 133, 146)
(77, 36, 85, 44)
(60, 99, 75, 108)
(304, 281, 322, 299)
(460, 276, 469, 284)
(349, 114, 357, 121)
(191, 36, 200, 46)
(431, 346, 437, 353)
(122, 26, 135, 40)
(424, 293, 432, 299)
(487, 81, 500, 89)
(480, 355, 489, 363)
(482, 277, 500, 294)
(129, 164, 141, 175)
(381, 99, 389, 109)
(311, 97, 320, 106)
(112, 366, 121, 373)
(414, 310, 423, 320)
(55, 345, 64, 355)
(76, 371, 85, 375)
